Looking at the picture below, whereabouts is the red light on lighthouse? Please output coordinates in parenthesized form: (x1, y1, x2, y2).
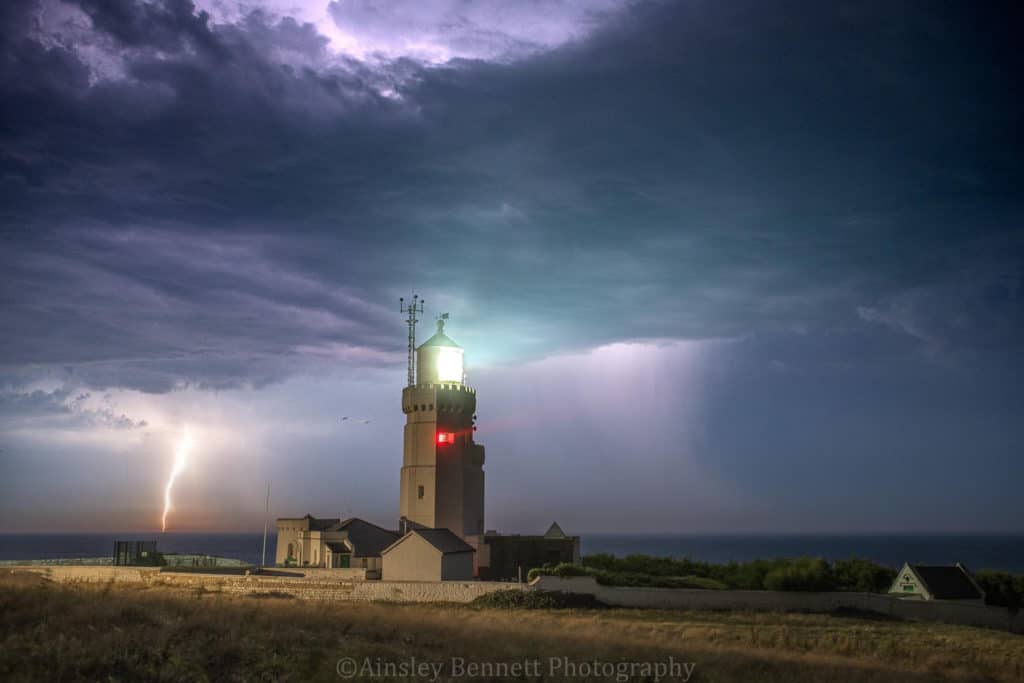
(437, 431, 454, 445)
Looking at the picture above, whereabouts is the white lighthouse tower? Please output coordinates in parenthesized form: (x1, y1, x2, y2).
(398, 304, 485, 540)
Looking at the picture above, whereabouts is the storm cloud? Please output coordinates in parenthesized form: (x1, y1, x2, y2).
(1, 0, 1021, 531)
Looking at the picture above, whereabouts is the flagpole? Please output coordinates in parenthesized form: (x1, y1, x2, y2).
(261, 482, 270, 571)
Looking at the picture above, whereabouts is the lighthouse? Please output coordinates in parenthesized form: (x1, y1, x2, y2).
(274, 298, 578, 580)
(398, 306, 485, 540)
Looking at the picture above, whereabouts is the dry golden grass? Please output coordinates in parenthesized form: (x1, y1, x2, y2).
(1, 570, 1021, 682)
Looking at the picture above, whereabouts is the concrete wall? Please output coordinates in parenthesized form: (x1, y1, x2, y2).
(441, 552, 474, 581)
(382, 535, 443, 581)
(401, 385, 441, 529)
(275, 521, 303, 566)
(529, 576, 1023, 633)
(400, 383, 483, 539)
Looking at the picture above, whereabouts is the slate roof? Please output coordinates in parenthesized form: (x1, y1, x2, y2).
(330, 518, 401, 557)
(303, 514, 341, 531)
(910, 564, 984, 600)
(383, 528, 475, 555)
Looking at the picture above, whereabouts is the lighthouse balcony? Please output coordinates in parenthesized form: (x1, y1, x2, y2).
(401, 384, 477, 415)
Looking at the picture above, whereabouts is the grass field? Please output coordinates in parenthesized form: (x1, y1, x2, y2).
(1, 571, 1021, 682)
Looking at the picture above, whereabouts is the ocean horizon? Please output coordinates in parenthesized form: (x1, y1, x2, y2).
(1, 532, 1022, 574)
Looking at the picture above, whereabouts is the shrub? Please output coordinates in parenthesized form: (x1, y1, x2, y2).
(974, 570, 1024, 610)
(576, 553, 899, 593)
(527, 563, 588, 582)
(581, 553, 617, 572)
(762, 558, 834, 592)
(528, 563, 728, 590)
(679, 575, 729, 590)
(832, 558, 897, 593)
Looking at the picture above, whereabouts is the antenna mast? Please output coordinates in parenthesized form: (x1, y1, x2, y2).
(399, 294, 424, 387)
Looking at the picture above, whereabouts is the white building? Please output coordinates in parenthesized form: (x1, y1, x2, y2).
(275, 515, 399, 574)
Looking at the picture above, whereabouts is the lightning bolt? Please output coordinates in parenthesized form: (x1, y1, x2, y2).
(161, 426, 193, 532)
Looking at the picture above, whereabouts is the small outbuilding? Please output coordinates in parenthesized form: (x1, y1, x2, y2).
(889, 562, 985, 602)
(381, 528, 475, 581)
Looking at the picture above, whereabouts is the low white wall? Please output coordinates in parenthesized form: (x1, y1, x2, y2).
(528, 576, 1022, 633)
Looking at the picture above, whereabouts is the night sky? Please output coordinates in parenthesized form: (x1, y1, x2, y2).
(1, 1, 1022, 533)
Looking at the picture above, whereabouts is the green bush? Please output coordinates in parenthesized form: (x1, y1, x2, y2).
(762, 558, 833, 592)
(526, 562, 588, 582)
(832, 558, 897, 593)
(679, 575, 730, 590)
(573, 554, 904, 593)
(527, 562, 728, 589)
(974, 570, 1024, 610)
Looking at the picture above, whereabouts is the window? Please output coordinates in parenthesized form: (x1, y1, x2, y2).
(418, 485, 424, 499)
(413, 404, 418, 411)
(429, 404, 434, 410)
(437, 431, 455, 444)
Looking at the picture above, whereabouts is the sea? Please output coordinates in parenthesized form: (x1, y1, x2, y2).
(1, 532, 1022, 573)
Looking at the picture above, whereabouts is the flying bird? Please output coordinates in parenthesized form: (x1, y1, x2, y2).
(341, 416, 371, 424)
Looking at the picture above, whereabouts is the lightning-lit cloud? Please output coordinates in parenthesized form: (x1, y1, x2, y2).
(0, 0, 1022, 533)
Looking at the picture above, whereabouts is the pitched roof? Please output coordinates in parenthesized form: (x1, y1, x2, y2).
(305, 514, 341, 531)
(910, 564, 984, 600)
(544, 521, 567, 539)
(382, 528, 475, 556)
(331, 518, 401, 557)
(418, 317, 461, 349)
(418, 330, 461, 349)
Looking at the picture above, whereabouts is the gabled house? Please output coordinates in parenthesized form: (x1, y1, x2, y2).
(889, 562, 986, 602)
(381, 528, 475, 581)
(275, 514, 399, 573)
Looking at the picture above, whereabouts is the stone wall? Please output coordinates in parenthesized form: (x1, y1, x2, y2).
(270, 567, 372, 581)
(349, 580, 522, 603)
(5, 565, 521, 603)
(8, 565, 1019, 633)
(0, 557, 112, 566)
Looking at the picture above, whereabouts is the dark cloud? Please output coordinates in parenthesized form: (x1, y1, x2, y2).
(74, 0, 222, 54)
(1, 0, 1022, 394)
(3, 0, 1023, 534)
(0, 385, 147, 428)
